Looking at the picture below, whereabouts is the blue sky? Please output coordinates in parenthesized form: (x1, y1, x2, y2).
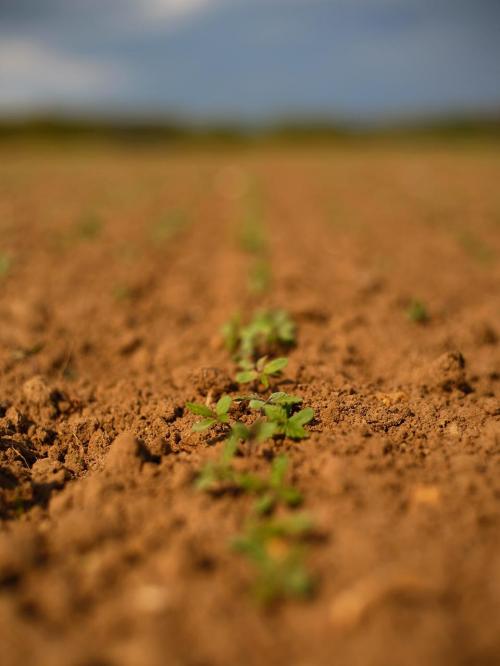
(0, 0, 499, 124)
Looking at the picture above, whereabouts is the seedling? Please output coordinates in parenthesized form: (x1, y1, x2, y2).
(251, 455, 303, 515)
(195, 422, 275, 491)
(239, 217, 266, 254)
(222, 309, 296, 362)
(406, 299, 429, 323)
(247, 391, 303, 413)
(0, 252, 11, 278)
(232, 514, 314, 604)
(236, 356, 288, 389)
(195, 436, 239, 491)
(230, 420, 278, 445)
(263, 405, 314, 440)
(186, 394, 232, 432)
(248, 257, 271, 294)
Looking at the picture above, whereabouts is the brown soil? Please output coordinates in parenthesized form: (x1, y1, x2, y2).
(0, 144, 499, 666)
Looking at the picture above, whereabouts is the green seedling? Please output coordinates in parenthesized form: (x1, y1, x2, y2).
(0, 252, 11, 278)
(232, 514, 314, 604)
(263, 404, 314, 440)
(195, 436, 239, 491)
(236, 356, 288, 389)
(196, 418, 278, 488)
(247, 391, 303, 413)
(222, 309, 296, 362)
(406, 299, 429, 323)
(251, 455, 303, 515)
(248, 257, 271, 294)
(239, 217, 266, 254)
(230, 420, 278, 445)
(198, 452, 302, 514)
(150, 210, 188, 244)
(195, 421, 275, 491)
(186, 394, 232, 432)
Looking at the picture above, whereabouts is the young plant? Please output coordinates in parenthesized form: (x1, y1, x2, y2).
(232, 514, 314, 604)
(195, 435, 239, 491)
(406, 299, 429, 323)
(251, 455, 303, 515)
(0, 252, 11, 278)
(236, 356, 288, 389)
(239, 217, 266, 255)
(247, 391, 303, 412)
(195, 421, 275, 492)
(248, 257, 271, 294)
(186, 394, 232, 432)
(263, 404, 314, 440)
(222, 309, 296, 362)
(230, 420, 277, 445)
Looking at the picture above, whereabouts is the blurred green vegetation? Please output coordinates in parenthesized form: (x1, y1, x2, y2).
(1, 115, 500, 146)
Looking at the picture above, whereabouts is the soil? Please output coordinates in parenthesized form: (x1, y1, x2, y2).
(0, 143, 499, 666)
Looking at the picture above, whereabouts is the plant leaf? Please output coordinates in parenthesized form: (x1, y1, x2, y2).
(272, 393, 302, 407)
(263, 405, 287, 423)
(285, 422, 309, 439)
(231, 422, 251, 442)
(254, 420, 277, 442)
(216, 394, 232, 416)
(263, 357, 288, 375)
(280, 487, 303, 507)
(220, 436, 238, 464)
(270, 455, 288, 486)
(249, 399, 266, 410)
(289, 407, 314, 426)
(186, 402, 214, 418)
(192, 418, 217, 432)
(254, 493, 276, 515)
(236, 370, 258, 384)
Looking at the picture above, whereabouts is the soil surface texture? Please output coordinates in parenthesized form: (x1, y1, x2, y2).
(0, 144, 499, 666)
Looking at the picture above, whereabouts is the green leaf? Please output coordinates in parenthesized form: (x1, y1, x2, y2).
(216, 394, 232, 416)
(284, 422, 308, 440)
(192, 418, 217, 432)
(249, 399, 266, 410)
(263, 405, 287, 423)
(271, 393, 302, 407)
(270, 455, 288, 486)
(263, 357, 288, 375)
(280, 487, 303, 507)
(253, 494, 276, 515)
(195, 464, 217, 490)
(231, 422, 251, 441)
(186, 402, 214, 418)
(236, 472, 266, 492)
(289, 407, 314, 426)
(254, 421, 277, 442)
(221, 435, 239, 464)
(236, 370, 257, 384)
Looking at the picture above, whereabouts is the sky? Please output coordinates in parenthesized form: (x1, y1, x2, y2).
(0, 0, 499, 124)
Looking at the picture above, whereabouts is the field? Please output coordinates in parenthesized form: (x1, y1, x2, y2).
(0, 143, 499, 666)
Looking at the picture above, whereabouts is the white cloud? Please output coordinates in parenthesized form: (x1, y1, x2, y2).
(0, 38, 124, 111)
(139, 0, 216, 21)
